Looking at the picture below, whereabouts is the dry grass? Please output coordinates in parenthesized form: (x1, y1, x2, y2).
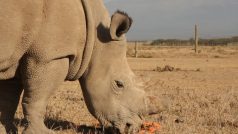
(11, 45, 238, 133)
(142, 71, 238, 134)
(127, 44, 238, 59)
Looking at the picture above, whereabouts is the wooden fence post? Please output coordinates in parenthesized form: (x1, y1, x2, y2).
(195, 24, 199, 53)
(135, 41, 138, 58)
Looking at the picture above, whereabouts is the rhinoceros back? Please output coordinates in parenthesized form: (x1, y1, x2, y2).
(0, 0, 44, 79)
(0, 0, 87, 80)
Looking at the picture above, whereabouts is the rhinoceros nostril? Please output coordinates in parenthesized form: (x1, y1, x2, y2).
(126, 123, 131, 128)
(124, 123, 132, 133)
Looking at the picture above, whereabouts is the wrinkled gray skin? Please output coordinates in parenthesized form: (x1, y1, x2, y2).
(0, 0, 149, 134)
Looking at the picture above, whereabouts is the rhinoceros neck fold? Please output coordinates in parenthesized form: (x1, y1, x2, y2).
(72, 0, 95, 80)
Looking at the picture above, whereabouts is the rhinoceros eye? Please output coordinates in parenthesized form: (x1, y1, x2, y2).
(114, 80, 124, 89)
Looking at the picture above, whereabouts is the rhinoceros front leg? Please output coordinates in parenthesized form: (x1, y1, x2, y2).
(21, 58, 69, 134)
(0, 79, 23, 134)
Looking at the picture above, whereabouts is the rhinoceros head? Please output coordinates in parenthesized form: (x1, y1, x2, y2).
(79, 11, 148, 133)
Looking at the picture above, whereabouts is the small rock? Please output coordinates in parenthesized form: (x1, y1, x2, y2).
(156, 67, 162, 72)
(164, 65, 174, 72)
(175, 118, 184, 123)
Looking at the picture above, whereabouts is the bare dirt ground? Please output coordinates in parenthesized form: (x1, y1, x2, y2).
(14, 45, 238, 133)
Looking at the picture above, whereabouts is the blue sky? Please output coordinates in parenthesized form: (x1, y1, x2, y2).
(104, 0, 238, 40)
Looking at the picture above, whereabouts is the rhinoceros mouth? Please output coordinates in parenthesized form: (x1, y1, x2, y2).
(113, 119, 143, 134)
(98, 114, 143, 134)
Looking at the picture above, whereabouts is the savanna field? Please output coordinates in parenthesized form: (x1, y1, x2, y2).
(10, 44, 238, 133)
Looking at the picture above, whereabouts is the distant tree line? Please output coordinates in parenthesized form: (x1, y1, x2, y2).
(151, 36, 238, 46)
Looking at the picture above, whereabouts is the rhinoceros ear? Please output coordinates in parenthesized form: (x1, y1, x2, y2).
(110, 10, 133, 41)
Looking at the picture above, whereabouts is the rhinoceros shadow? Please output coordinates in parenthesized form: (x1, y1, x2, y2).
(14, 118, 117, 134)
(97, 23, 111, 43)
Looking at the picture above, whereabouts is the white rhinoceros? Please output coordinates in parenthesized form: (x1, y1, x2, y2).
(0, 0, 151, 133)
